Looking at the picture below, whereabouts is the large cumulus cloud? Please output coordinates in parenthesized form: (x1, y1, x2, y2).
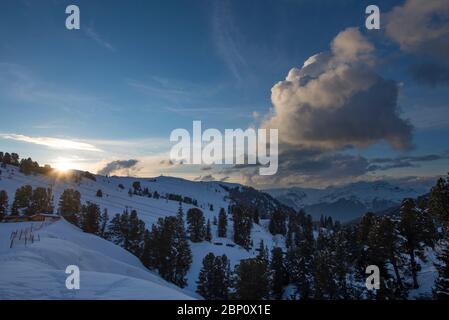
(263, 27, 413, 151)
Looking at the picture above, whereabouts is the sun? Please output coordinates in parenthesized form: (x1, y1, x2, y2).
(53, 159, 75, 173)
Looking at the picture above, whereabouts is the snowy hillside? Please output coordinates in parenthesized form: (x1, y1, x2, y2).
(0, 219, 195, 299)
(0, 165, 285, 297)
(266, 180, 432, 222)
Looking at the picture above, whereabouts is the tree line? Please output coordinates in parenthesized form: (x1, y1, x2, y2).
(1, 164, 449, 299)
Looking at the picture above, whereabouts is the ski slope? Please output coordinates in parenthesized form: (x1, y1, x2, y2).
(0, 219, 196, 299)
(0, 165, 284, 296)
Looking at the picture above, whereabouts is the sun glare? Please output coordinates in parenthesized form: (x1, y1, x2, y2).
(53, 160, 75, 173)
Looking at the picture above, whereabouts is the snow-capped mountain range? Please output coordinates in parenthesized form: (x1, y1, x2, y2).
(265, 180, 434, 222)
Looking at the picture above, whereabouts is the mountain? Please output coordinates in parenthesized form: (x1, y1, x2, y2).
(0, 164, 285, 298)
(265, 180, 434, 222)
(0, 163, 441, 299)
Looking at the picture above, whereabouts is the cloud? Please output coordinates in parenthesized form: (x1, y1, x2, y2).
(84, 27, 115, 51)
(160, 159, 174, 166)
(212, 1, 248, 81)
(409, 63, 449, 87)
(385, 0, 449, 85)
(97, 159, 139, 176)
(385, 0, 449, 62)
(194, 174, 216, 182)
(368, 154, 447, 171)
(0, 63, 121, 113)
(0, 133, 102, 152)
(263, 27, 413, 151)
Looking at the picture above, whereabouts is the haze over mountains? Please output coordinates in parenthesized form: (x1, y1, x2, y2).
(265, 180, 435, 222)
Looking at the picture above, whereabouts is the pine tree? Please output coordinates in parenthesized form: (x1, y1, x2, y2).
(257, 240, 269, 263)
(99, 209, 109, 238)
(205, 219, 212, 242)
(196, 253, 231, 300)
(333, 228, 354, 299)
(106, 213, 124, 246)
(378, 217, 405, 291)
(434, 232, 449, 299)
(143, 216, 192, 288)
(253, 208, 260, 225)
(269, 209, 286, 235)
(197, 253, 215, 299)
(19, 158, 38, 175)
(132, 181, 141, 194)
(187, 208, 206, 242)
(0, 190, 8, 220)
(232, 206, 252, 249)
(96, 189, 103, 197)
(270, 247, 288, 299)
(80, 202, 101, 235)
(58, 189, 81, 226)
(399, 198, 433, 289)
(286, 210, 304, 248)
(313, 231, 337, 299)
(218, 208, 227, 238)
(30, 187, 53, 215)
(234, 258, 270, 300)
(140, 229, 153, 268)
(177, 202, 184, 225)
(173, 213, 192, 288)
(127, 210, 145, 256)
(287, 213, 315, 299)
(355, 213, 376, 281)
(429, 174, 449, 225)
(11, 185, 33, 215)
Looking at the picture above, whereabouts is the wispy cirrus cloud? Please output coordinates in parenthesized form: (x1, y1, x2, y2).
(212, 1, 248, 81)
(0, 133, 102, 152)
(84, 26, 115, 52)
(0, 63, 121, 114)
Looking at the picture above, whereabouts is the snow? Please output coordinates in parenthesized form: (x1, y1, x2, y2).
(266, 180, 431, 209)
(0, 165, 282, 298)
(0, 220, 196, 299)
(0, 165, 438, 299)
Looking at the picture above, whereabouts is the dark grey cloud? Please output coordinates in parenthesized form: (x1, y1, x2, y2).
(194, 174, 216, 182)
(368, 153, 446, 171)
(159, 159, 174, 165)
(98, 159, 139, 176)
(409, 63, 449, 87)
(386, 0, 449, 85)
(214, 147, 447, 188)
(386, 0, 449, 63)
(217, 147, 374, 187)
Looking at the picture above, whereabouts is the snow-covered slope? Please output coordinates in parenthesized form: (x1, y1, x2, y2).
(266, 180, 432, 222)
(0, 165, 284, 297)
(0, 219, 195, 299)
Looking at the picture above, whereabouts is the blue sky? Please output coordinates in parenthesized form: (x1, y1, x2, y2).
(0, 0, 448, 188)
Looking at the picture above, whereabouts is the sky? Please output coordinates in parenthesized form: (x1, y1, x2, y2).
(0, 0, 448, 188)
